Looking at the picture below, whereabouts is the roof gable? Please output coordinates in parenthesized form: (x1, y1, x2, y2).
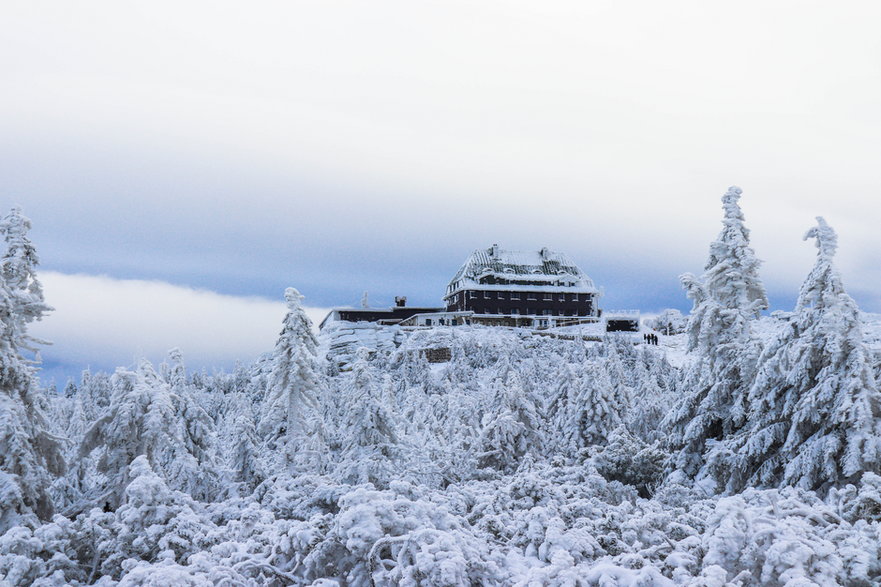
(448, 244, 597, 293)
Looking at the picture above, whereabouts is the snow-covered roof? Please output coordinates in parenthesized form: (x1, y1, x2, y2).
(446, 244, 598, 295)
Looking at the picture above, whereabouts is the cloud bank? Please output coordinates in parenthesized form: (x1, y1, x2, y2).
(2, 1, 880, 317)
(30, 271, 330, 382)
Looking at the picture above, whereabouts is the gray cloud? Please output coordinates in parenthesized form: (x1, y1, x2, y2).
(2, 0, 880, 326)
(30, 272, 329, 382)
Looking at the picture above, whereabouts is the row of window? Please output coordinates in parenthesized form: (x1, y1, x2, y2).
(465, 307, 590, 317)
(450, 291, 589, 302)
(423, 316, 568, 327)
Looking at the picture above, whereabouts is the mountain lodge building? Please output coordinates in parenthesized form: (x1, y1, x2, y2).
(442, 244, 599, 318)
(320, 244, 628, 331)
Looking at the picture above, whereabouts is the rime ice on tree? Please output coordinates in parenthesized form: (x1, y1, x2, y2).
(0, 208, 63, 531)
(727, 217, 881, 491)
(258, 287, 325, 475)
(665, 186, 767, 481)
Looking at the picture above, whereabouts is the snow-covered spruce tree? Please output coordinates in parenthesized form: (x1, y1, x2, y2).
(664, 186, 768, 480)
(0, 207, 64, 530)
(162, 348, 221, 499)
(476, 358, 544, 473)
(546, 362, 579, 453)
(227, 396, 266, 494)
(80, 359, 208, 508)
(258, 287, 325, 476)
(77, 369, 112, 423)
(558, 360, 626, 452)
(726, 217, 881, 491)
(435, 381, 482, 484)
(627, 350, 672, 444)
(335, 348, 401, 486)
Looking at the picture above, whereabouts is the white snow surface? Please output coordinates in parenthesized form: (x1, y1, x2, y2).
(447, 244, 599, 294)
(1, 315, 880, 585)
(4, 207, 881, 585)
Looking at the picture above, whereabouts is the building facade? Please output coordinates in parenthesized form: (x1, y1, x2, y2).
(318, 297, 445, 330)
(320, 244, 605, 331)
(443, 244, 600, 318)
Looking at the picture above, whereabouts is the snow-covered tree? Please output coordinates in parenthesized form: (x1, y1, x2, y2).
(546, 362, 579, 450)
(558, 360, 626, 451)
(628, 350, 673, 444)
(258, 287, 324, 475)
(62, 380, 77, 399)
(723, 217, 881, 491)
(702, 186, 768, 317)
(335, 349, 400, 485)
(76, 369, 112, 423)
(163, 348, 221, 499)
(226, 395, 266, 494)
(80, 360, 211, 508)
(647, 308, 688, 335)
(664, 186, 767, 480)
(476, 359, 544, 473)
(0, 207, 63, 530)
(592, 426, 668, 497)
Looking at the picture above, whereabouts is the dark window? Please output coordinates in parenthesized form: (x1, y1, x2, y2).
(511, 292, 520, 300)
(497, 292, 505, 299)
(543, 293, 552, 301)
(483, 291, 491, 299)
(425, 318, 432, 326)
(527, 293, 537, 300)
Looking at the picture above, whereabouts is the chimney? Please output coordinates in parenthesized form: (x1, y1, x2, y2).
(490, 243, 499, 257)
(395, 296, 407, 307)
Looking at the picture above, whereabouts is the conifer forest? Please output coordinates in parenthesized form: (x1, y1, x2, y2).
(3, 188, 881, 585)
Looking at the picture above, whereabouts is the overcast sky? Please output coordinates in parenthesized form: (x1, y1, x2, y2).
(4, 1, 881, 382)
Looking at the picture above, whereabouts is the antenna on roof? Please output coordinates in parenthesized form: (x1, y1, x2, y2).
(361, 291, 369, 308)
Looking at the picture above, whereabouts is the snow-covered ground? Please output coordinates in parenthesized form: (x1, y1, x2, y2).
(3, 313, 880, 585)
(5, 203, 881, 585)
